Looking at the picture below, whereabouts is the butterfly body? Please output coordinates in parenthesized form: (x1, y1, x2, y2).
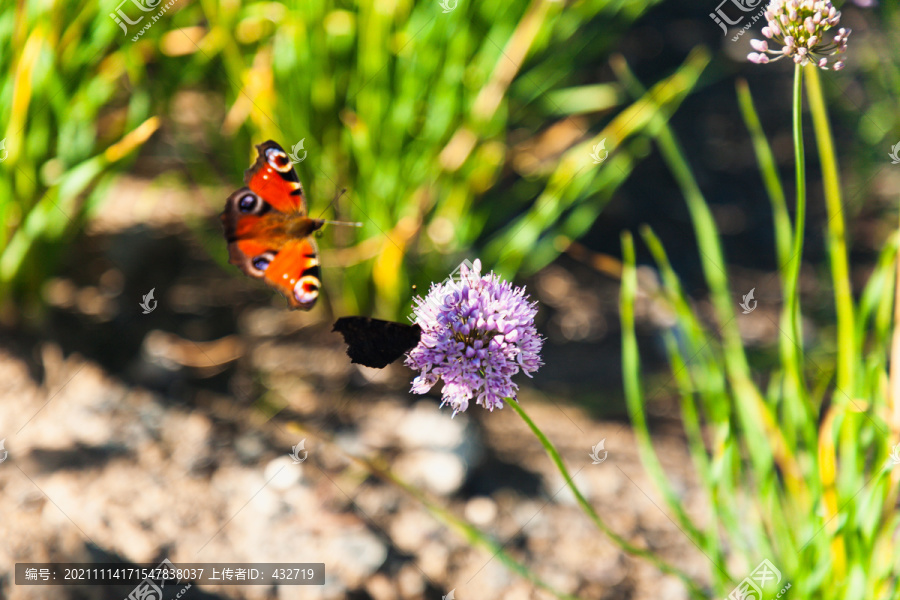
(221, 141, 324, 310)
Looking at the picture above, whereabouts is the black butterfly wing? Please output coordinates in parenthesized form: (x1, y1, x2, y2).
(332, 317, 422, 369)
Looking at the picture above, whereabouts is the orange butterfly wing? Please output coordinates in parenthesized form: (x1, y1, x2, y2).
(243, 140, 308, 214)
(221, 141, 325, 310)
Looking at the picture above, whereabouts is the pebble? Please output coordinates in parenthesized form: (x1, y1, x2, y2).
(396, 402, 468, 450)
(326, 530, 388, 586)
(234, 431, 268, 463)
(264, 456, 302, 490)
(464, 496, 498, 525)
(365, 573, 398, 600)
(390, 510, 439, 552)
(394, 450, 466, 496)
(396, 563, 425, 598)
(417, 541, 451, 580)
(549, 470, 590, 506)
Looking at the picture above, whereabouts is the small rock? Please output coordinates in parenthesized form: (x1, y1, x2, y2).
(390, 510, 440, 552)
(396, 402, 468, 450)
(394, 450, 466, 496)
(549, 470, 589, 507)
(334, 430, 368, 456)
(502, 581, 537, 600)
(234, 431, 267, 464)
(418, 541, 451, 580)
(397, 563, 425, 599)
(264, 456, 302, 490)
(317, 574, 347, 600)
(326, 530, 388, 586)
(365, 573, 398, 600)
(464, 497, 498, 526)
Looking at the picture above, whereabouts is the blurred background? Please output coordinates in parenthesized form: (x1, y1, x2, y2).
(1, 0, 899, 598)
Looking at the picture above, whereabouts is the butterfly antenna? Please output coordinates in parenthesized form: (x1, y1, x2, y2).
(322, 188, 360, 227)
(322, 188, 362, 227)
(322, 219, 363, 227)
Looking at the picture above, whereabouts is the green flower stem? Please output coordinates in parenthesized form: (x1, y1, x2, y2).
(737, 75, 816, 452)
(775, 63, 808, 449)
(507, 399, 707, 598)
(789, 62, 807, 376)
(805, 65, 856, 397)
(737, 72, 816, 447)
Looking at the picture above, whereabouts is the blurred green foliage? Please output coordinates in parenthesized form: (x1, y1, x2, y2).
(618, 54, 900, 599)
(0, 0, 716, 319)
(0, 1, 162, 311)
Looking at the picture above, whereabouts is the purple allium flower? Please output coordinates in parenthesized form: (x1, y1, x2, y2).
(748, 0, 850, 70)
(405, 259, 543, 416)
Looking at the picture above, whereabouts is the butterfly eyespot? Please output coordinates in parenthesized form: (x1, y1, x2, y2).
(249, 252, 276, 276)
(265, 148, 292, 173)
(293, 275, 320, 306)
(238, 193, 260, 213)
(252, 256, 271, 271)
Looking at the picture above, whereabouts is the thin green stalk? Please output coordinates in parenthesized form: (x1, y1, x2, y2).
(507, 399, 708, 598)
(737, 76, 817, 454)
(790, 63, 806, 353)
(777, 63, 807, 447)
(805, 65, 855, 397)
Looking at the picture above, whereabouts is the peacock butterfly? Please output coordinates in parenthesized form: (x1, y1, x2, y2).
(221, 140, 327, 310)
(333, 317, 422, 369)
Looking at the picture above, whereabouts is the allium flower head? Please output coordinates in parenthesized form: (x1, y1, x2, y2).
(747, 0, 850, 70)
(405, 259, 543, 416)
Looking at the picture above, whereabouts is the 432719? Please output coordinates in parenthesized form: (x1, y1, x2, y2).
(271, 568, 315, 580)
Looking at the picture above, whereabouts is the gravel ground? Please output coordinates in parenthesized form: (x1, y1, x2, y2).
(0, 319, 711, 600)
